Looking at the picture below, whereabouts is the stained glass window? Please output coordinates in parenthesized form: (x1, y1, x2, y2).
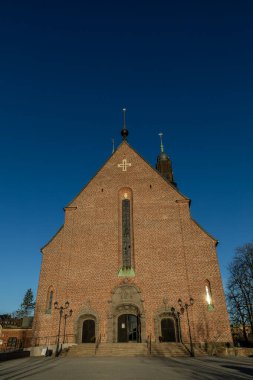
(122, 199, 131, 268)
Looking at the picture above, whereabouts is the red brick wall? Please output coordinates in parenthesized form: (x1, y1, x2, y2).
(0, 329, 32, 350)
(32, 142, 232, 345)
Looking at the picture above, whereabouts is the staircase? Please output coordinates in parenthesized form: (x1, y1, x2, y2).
(96, 343, 147, 357)
(67, 344, 96, 357)
(66, 342, 208, 358)
(151, 343, 208, 357)
(67, 343, 147, 357)
(151, 343, 189, 357)
(192, 346, 209, 357)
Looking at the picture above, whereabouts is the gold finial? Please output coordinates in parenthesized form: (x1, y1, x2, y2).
(158, 132, 164, 153)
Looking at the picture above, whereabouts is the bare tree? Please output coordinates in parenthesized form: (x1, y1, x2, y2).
(226, 242, 253, 344)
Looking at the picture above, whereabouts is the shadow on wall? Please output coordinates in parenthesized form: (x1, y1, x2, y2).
(195, 314, 232, 354)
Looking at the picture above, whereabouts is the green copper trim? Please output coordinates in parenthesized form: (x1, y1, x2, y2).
(208, 304, 214, 312)
(118, 267, 135, 277)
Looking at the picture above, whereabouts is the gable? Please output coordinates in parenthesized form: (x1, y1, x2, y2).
(41, 225, 64, 254)
(66, 141, 188, 208)
(41, 141, 217, 253)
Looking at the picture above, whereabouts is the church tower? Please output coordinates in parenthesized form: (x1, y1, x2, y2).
(156, 133, 177, 188)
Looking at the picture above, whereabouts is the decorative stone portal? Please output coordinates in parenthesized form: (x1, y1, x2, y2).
(154, 304, 181, 343)
(107, 283, 146, 343)
(75, 304, 99, 344)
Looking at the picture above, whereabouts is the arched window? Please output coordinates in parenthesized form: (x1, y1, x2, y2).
(118, 188, 135, 277)
(122, 198, 131, 268)
(45, 287, 54, 314)
(205, 280, 214, 310)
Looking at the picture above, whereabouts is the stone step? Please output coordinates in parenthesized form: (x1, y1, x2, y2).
(66, 342, 205, 358)
(193, 347, 209, 357)
(96, 343, 147, 357)
(99, 343, 146, 349)
(67, 343, 147, 357)
(151, 343, 189, 357)
(151, 343, 208, 357)
(67, 344, 96, 357)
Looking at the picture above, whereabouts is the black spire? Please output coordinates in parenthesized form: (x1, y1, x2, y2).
(121, 108, 128, 140)
(156, 133, 177, 188)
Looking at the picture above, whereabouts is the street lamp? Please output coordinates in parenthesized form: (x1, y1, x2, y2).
(54, 301, 71, 356)
(178, 297, 195, 357)
(63, 308, 73, 344)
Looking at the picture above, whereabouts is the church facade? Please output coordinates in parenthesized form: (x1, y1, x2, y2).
(32, 126, 232, 353)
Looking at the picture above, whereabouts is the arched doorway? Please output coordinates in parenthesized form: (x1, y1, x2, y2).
(154, 307, 181, 343)
(161, 318, 176, 342)
(107, 284, 146, 343)
(118, 314, 141, 342)
(82, 319, 95, 343)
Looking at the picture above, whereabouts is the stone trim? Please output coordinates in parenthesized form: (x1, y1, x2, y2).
(74, 304, 99, 344)
(154, 304, 181, 343)
(107, 283, 146, 343)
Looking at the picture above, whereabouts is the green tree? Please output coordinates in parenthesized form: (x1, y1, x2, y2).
(15, 288, 35, 318)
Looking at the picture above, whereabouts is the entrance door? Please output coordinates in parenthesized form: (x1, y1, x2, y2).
(118, 314, 139, 342)
(161, 318, 176, 342)
(82, 319, 95, 343)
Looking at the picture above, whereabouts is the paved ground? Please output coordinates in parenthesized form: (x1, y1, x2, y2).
(0, 356, 252, 380)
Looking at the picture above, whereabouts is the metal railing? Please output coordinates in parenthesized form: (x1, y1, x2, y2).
(0, 340, 23, 353)
(31, 334, 76, 347)
(0, 334, 35, 353)
(147, 335, 151, 355)
(95, 334, 101, 355)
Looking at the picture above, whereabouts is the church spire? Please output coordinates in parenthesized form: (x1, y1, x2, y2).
(158, 132, 164, 153)
(121, 108, 128, 140)
(112, 138, 115, 154)
(156, 133, 177, 188)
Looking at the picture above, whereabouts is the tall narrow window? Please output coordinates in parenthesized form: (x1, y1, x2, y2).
(118, 188, 135, 277)
(205, 285, 211, 305)
(122, 199, 131, 268)
(205, 280, 214, 310)
(45, 288, 54, 314)
(48, 290, 53, 310)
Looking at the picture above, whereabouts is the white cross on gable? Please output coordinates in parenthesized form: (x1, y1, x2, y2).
(117, 158, 132, 172)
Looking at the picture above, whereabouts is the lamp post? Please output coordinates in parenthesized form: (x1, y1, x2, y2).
(178, 297, 195, 357)
(63, 308, 73, 344)
(54, 301, 70, 356)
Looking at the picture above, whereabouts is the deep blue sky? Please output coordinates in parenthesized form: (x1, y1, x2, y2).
(0, 1, 252, 313)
